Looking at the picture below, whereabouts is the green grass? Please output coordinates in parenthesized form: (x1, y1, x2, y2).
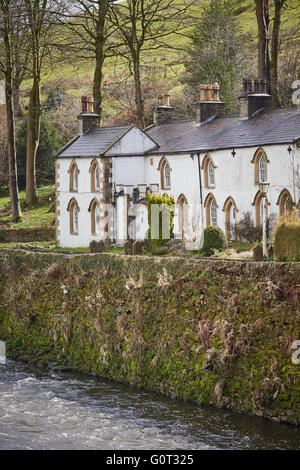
(228, 240, 255, 253)
(0, 240, 125, 253)
(0, 185, 55, 230)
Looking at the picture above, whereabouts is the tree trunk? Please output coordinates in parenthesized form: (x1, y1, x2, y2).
(5, 79, 22, 221)
(26, 77, 40, 205)
(271, 0, 284, 108)
(132, 51, 145, 129)
(93, 24, 105, 119)
(25, 0, 46, 205)
(255, 0, 271, 93)
(2, 0, 22, 222)
(93, 49, 104, 120)
(93, 1, 109, 120)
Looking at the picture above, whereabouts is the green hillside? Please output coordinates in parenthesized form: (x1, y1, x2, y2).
(21, 0, 300, 125)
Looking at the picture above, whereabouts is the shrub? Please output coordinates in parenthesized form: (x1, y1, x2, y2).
(274, 221, 300, 261)
(230, 211, 262, 243)
(202, 226, 227, 256)
(146, 192, 175, 253)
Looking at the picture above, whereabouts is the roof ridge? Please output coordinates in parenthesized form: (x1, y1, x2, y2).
(93, 124, 132, 130)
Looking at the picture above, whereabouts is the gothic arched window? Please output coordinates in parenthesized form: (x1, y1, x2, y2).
(69, 160, 79, 192)
(202, 154, 216, 188)
(67, 198, 80, 234)
(252, 148, 269, 185)
(90, 160, 101, 192)
(204, 193, 218, 227)
(158, 157, 172, 190)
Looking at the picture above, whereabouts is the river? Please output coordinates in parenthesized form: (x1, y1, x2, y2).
(0, 360, 299, 450)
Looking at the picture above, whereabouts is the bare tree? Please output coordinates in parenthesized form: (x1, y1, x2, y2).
(0, 0, 22, 222)
(57, 0, 120, 120)
(0, 0, 30, 117)
(111, 0, 197, 129)
(24, 0, 67, 204)
(254, 0, 271, 92)
(270, 0, 286, 107)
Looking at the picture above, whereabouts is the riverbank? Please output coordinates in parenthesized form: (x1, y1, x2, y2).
(0, 249, 299, 425)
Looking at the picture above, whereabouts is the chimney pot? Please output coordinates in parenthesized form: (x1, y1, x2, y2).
(87, 96, 94, 113)
(196, 83, 224, 124)
(239, 78, 271, 118)
(162, 93, 170, 107)
(81, 95, 88, 113)
(78, 95, 100, 134)
(153, 92, 173, 126)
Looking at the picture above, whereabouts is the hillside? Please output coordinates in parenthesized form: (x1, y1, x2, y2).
(20, 0, 300, 126)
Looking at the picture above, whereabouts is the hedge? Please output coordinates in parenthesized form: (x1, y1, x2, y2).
(274, 221, 300, 261)
(202, 226, 227, 256)
(0, 227, 55, 243)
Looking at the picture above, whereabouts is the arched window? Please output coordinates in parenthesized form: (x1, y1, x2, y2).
(164, 163, 171, 188)
(252, 148, 269, 185)
(204, 193, 218, 227)
(259, 155, 267, 182)
(210, 200, 217, 226)
(223, 197, 238, 239)
(202, 154, 216, 188)
(175, 194, 188, 239)
(90, 160, 101, 192)
(252, 191, 269, 226)
(277, 189, 293, 216)
(89, 198, 101, 235)
(69, 160, 79, 192)
(67, 198, 80, 235)
(158, 157, 171, 190)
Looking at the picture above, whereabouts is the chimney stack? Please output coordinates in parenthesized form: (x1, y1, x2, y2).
(239, 78, 271, 119)
(153, 92, 174, 126)
(195, 84, 224, 124)
(77, 95, 100, 134)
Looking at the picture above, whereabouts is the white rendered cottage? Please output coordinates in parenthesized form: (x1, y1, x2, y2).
(55, 82, 300, 248)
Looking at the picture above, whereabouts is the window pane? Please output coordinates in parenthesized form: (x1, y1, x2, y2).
(74, 168, 78, 191)
(210, 201, 217, 226)
(259, 156, 267, 182)
(95, 205, 101, 234)
(164, 163, 170, 187)
(208, 161, 215, 186)
(74, 206, 78, 233)
(95, 167, 100, 190)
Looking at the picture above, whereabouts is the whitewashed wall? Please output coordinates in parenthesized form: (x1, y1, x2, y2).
(57, 157, 109, 248)
(114, 156, 145, 186)
(106, 126, 156, 156)
(57, 142, 300, 248)
(145, 143, 300, 238)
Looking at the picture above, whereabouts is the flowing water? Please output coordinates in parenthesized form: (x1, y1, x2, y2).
(0, 360, 299, 450)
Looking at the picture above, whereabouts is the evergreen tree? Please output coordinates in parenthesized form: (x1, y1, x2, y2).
(183, 0, 247, 114)
(16, 114, 63, 188)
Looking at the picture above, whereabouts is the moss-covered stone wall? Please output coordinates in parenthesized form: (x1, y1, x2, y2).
(0, 227, 55, 243)
(0, 249, 299, 425)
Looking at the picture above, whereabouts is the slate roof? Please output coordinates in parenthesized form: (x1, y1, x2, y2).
(146, 108, 300, 154)
(145, 119, 195, 146)
(57, 125, 132, 158)
(57, 107, 300, 159)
